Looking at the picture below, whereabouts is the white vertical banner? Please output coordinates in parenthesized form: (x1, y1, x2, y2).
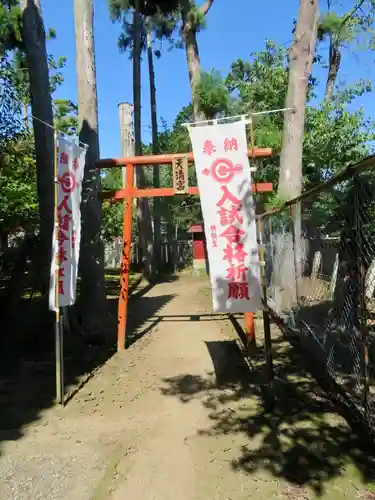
(189, 120, 263, 313)
(49, 137, 87, 311)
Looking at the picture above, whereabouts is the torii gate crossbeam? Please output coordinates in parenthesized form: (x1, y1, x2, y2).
(97, 148, 273, 351)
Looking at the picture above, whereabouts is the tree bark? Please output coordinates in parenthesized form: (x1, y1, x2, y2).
(146, 24, 161, 271)
(118, 102, 135, 177)
(0, 230, 8, 258)
(74, 0, 107, 335)
(133, 4, 142, 158)
(278, 0, 319, 199)
(180, 0, 215, 122)
(133, 2, 154, 281)
(278, 0, 319, 290)
(182, 11, 203, 121)
(20, 0, 54, 291)
(323, 1, 365, 103)
(324, 39, 341, 103)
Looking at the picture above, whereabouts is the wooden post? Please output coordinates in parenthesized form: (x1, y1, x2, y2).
(118, 103, 135, 350)
(117, 164, 134, 350)
(118, 102, 134, 185)
(244, 312, 256, 346)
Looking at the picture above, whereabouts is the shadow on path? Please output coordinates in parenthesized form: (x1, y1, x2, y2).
(0, 275, 176, 456)
(161, 334, 375, 497)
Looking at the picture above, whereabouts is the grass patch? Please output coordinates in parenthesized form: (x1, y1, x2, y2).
(105, 270, 142, 298)
(14, 270, 143, 300)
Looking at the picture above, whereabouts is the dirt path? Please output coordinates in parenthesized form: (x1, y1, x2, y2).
(1, 275, 375, 499)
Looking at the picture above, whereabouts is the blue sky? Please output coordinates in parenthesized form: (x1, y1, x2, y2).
(42, 0, 374, 159)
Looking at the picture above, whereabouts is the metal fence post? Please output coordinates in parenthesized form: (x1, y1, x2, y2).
(355, 174, 370, 415)
(290, 202, 302, 333)
(257, 217, 274, 385)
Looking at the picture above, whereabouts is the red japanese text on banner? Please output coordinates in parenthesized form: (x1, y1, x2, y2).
(49, 137, 87, 311)
(188, 121, 262, 313)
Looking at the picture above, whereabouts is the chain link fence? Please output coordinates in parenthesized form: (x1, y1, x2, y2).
(260, 155, 375, 430)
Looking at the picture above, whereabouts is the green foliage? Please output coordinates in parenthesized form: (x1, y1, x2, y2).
(318, 11, 360, 45)
(304, 82, 375, 186)
(134, 38, 375, 237)
(318, 7, 374, 50)
(0, 135, 38, 233)
(101, 169, 124, 240)
(226, 42, 373, 189)
(224, 43, 290, 167)
(226, 42, 289, 111)
(53, 99, 78, 135)
(48, 55, 67, 94)
(185, 4, 205, 31)
(0, 56, 23, 143)
(2, 0, 374, 250)
(317, 2, 375, 98)
(0, 56, 37, 233)
(264, 193, 287, 212)
(108, 0, 179, 18)
(0, 10, 78, 238)
(195, 70, 230, 119)
(151, 10, 181, 48)
(0, 0, 22, 55)
(108, 0, 180, 60)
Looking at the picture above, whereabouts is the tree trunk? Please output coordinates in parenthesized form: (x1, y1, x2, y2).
(74, 0, 107, 335)
(146, 24, 161, 272)
(278, 0, 319, 199)
(20, 0, 54, 291)
(133, 3, 154, 281)
(133, 4, 142, 158)
(181, 1, 203, 121)
(180, 0, 215, 122)
(0, 229, 8, 267)
(146, 28, 158, 156)
(324, 38, 341, 103)
(278, 0, 318, 290)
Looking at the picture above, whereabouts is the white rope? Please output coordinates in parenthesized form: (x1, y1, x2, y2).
(31, 114, 88, 149)
(182, 107, 294, 128)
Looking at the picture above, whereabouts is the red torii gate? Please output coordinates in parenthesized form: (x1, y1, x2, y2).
(98, 148, 273, 351)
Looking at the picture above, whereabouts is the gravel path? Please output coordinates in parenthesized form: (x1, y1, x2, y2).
(1, 275, 374, 499)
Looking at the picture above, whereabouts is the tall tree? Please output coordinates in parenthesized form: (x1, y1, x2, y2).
(278, 0, 319, 199)
(132, 0, 155, 281)
(111, 0, 216, 122)
(318, 1, 374, 102)
(145, 11, 178, 268)
(146, 20, 161, 267)
(19, 0, 54, 290)
(109, 0, 178, 278)
(180, 0, 214, 121)
(74, 0, 107, 334)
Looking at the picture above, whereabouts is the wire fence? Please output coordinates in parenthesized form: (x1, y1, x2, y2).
(260, 155, 375, 431)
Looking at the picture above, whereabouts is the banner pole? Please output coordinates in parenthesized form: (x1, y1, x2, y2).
(53, 131, 64, 405)
(244, 116, 257, 348)
(56, 308, 64, 405)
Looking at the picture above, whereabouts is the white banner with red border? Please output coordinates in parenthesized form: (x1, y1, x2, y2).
(188, 120, 263, 313)
(49, 137, 86, 311)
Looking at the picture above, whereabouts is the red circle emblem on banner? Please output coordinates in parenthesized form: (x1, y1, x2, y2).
(210, 158, 243, 183)
(59, 172, 76, 193)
